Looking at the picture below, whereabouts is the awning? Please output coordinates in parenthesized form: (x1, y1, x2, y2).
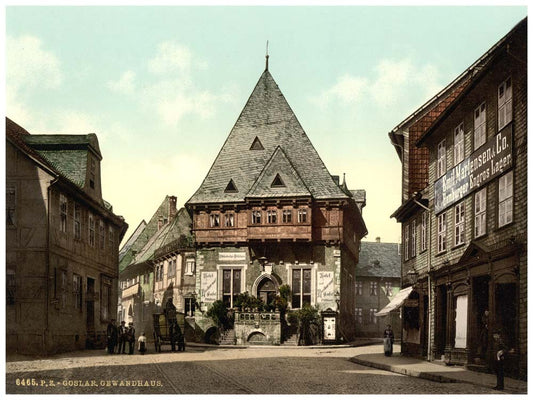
(375, 286, 413, 316)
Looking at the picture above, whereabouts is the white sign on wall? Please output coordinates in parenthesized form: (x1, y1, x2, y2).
(317, 271, 335, 303)
(219, 252, 246, 261)
(201, 271, 217, 303)
(455, 295, 468, 349)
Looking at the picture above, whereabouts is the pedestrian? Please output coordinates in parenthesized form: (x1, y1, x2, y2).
(138, 332, 147, 355)
(118, 320, 127, 354)
(106, 319, 118, 354)
(127, 322, 136, 355)
(383, 324, 394, 356)
(494, 342, 511, 391)
(165, 297, 177, 323)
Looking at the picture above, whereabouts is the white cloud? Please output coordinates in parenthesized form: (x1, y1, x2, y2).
(148, 41, 193, 75)
(107, 70, 136, 95)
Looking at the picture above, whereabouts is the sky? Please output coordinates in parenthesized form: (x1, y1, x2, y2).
(5, 4, 527, 245)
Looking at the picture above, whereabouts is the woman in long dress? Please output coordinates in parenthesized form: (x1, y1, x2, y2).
(383, 325, 394, 356)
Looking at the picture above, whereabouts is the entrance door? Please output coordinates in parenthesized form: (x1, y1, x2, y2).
(86, 278, 95, 332)
(257, 278, 277, 306)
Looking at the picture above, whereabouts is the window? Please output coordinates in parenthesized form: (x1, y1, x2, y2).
(89, 157, 96, 189)
(297, 208, 308, 223)
(498, 172, 513, 227)
(438, 213, 447, 253)
(420, 212, 427, 252)
(403, 224, 410, 261)
(185, 297, 196, 317)
(267, 210, 277, 224)
(7, 269, 15, 305)
(143, 273, 150, 284)
(454, 122, 464, 165)
(498, 77, 512, 130)
(74, 203, 81, 240)
(474, 188, 487, 237)
(355, 308, 363, 324)
(225, 213, 235, 227)
(437, 139, 446, 177)
(252, 210, 262, 224)
(108, 227, 115, 250)
(282, 209, 292, 223)
(100, 276, 113, 321)
(224, 179, 238, 193)
(474, 102, 487, 150)
(370, 281, 378, 296)
(60, 194, 68, 233)
(385, 282, 393, 297)
(209, 213, 220, 227)
(271, 174, 285, 188)
(369, 308, 378, 324)
(89, 213, 95, 246)
(222, 269, 242, 308)
(411, 220, 416, 258)
(167, 259, 175, 277)
(99, 221, 105, 250)
(6, 186, 16, 226)
(73, 274, 82, 311)
(57, 269, 68, 309)
(355, 281, 363, 295)
(292, 268, 312, 308)
(185, 259, 195, 276)
(454, 203, 465, 246)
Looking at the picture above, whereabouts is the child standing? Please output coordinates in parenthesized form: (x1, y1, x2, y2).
(138, 332, 147, 355)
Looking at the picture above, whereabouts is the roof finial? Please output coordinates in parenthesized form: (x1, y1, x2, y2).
(265, 40, 269, 71)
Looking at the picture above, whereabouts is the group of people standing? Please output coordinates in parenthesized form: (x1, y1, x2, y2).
(107, 319, 146, 355)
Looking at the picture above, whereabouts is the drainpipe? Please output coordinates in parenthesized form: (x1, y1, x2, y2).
(413, 197, 432, 362)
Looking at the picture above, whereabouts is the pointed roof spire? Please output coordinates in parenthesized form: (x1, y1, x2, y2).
(265, 40, 269, 71)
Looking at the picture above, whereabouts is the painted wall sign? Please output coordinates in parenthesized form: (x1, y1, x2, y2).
(317, 271, 335, 302)
(434, 126, 512, 213)
(219, 252, 246, 261)
(201, 271, 217, 303)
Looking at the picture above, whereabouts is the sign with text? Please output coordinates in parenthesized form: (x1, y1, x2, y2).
(434, 127, 512, 214)
(219, 252, 246, 262)
(317, 271, 335, 303)
(201, 271, 217, 303)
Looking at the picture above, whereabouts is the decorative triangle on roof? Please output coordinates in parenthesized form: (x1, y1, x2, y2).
(250, 136, 265, 150)
(224, 179, 238, 193)
(271, 173, 286, 188)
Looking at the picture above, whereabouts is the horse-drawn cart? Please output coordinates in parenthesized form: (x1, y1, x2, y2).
(152, 312, 186, 352)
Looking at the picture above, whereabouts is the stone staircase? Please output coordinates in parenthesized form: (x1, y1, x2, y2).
(219, 329, 236, 345)
(281, 333, 299, 346)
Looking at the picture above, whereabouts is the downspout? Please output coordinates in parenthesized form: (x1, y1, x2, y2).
(413, 197, 432, 361)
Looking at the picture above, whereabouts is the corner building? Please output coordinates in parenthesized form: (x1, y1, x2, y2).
(186, 61, 367, 344)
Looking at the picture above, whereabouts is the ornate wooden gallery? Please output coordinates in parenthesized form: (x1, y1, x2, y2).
(186, 58, 367, 345)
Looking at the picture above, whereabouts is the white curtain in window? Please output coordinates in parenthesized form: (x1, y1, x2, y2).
(455, 295, 468, 348)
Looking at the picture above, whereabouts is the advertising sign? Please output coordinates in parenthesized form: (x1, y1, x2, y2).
(201, 271, 217, 303)
(434, 126, 512, 213)
(317, 271, 335, 302)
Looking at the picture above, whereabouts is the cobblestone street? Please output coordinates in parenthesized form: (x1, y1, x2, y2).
(6, 345, 500, 394)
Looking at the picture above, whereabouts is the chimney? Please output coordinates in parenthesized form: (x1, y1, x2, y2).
(376, 237, 381, 243)
(168, 196, 177, 220)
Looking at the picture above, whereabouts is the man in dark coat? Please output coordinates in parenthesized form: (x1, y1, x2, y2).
(118, 321, 127, 354)
(127, 322, 136, 355)
(383, 325, 394, 356)
(106, 319, 118, 354)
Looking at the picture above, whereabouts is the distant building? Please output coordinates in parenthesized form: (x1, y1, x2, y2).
(186, 57, 367, 344)
(118, 197, 194, 338)
(6, 117, 127, 354)
(355, 239, 401, 337)
(389, 18, 526, 378)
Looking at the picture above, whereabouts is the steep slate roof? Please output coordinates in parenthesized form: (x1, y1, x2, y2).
(357, 241, 401, 279)
(187, 70, 349, 205)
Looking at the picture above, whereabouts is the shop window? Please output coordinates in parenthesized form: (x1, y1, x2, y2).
(498, 172, 513, 227)
(454, 202, 465, 246)
(474, 102, 487, 150)
(292, 268, 311, 308)
(222, 269, 241, 308)
(498, 77, 512, 130)
(437, 212, 447, 253)
(60, 194, 68, 233)
(437, 139, 446, 177)
(474, 188, 487, 237)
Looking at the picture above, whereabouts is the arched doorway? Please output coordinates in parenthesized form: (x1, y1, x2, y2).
(257, 277, 277, 306)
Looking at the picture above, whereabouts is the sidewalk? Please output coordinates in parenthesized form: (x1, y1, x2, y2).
(349, 348, 527, 394)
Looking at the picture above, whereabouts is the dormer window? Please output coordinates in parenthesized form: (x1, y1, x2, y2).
(250, 137, 265, 150)
(225, 179, 238, 193)
(271, 173, 286, 188)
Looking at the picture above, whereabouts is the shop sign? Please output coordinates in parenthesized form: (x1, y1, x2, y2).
(201, 271, 217, 303)
(404, 299, 419, 308)
(219, 252, 246, 261)
(435, 126, 512, 213)
(317, 271, 335, 302)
